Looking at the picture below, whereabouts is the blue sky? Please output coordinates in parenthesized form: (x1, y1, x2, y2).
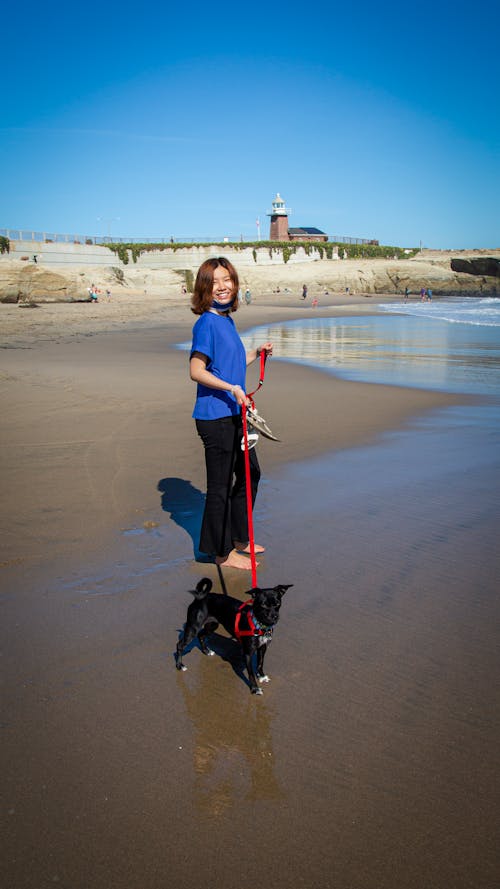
(1, 0, 499, 248)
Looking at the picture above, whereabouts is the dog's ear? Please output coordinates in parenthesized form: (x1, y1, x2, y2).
(248, 587, 261, 599)
(275, 583, 293, 596)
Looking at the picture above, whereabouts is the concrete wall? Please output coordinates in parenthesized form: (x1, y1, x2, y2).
(2, 240, 337, 270)
(4, 241, 117, 267)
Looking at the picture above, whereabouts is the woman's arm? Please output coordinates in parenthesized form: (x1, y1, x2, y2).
(189, 355, 247, 405)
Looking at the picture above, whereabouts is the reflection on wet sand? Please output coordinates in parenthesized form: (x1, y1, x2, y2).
(176, 643, 283, 816)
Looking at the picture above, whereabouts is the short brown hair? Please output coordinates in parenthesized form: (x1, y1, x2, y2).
(191, 257, 239, 315)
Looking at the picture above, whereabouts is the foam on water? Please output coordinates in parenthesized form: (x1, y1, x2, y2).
(378, 296, 500, 327)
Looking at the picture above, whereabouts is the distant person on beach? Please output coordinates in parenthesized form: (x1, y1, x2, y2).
(302, 284, 308, 300)
(189, 257, 273, 570)
(245, 288, 252, 305)
(427, 288, 432, 300)
(420, 287, 426, 300)
(405, 287, 410, 300)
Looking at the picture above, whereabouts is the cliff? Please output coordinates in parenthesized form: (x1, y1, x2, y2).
(450, 257, 500, 278)
(0, 249, 498, 303)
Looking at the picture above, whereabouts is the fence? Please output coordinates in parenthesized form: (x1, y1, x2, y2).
(1, 228, 377, 247)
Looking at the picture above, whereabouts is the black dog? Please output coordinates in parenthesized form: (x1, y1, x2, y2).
(176, 577, 292, 694)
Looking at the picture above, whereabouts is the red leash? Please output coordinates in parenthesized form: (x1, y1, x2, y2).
(241, 403, 258, 586)
(247, 349, 267, 405)
(241, 350, 267, 587)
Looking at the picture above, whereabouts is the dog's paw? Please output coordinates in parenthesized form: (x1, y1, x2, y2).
(258, 674, 270, 684)
(177, 664, 187, 672)
(203, 648, 214, 657)
(251, 687, 264, 695)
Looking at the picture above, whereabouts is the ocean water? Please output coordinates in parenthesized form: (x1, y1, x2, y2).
(242, 297, 500, 397)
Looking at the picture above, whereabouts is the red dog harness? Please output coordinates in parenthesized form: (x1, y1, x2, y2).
(234, 601, 273, 641)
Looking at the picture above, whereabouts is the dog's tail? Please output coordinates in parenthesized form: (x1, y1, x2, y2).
(190, 577, 213, 599)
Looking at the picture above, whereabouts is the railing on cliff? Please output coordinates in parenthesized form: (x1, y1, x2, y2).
(0, 228, 377, 247)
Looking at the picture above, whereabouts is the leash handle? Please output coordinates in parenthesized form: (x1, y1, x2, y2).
(247, 349, 267, 399)
(241, 402, 258, 587)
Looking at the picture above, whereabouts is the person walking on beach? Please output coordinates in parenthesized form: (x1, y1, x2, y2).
(244, 288, 252, 305)
(302, 284, 308, 300)
(189, 257, 273, 570)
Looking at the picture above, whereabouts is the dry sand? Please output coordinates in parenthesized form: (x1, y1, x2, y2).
(1, 292, 499, 889)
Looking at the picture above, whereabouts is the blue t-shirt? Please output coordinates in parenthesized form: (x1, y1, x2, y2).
(191, 311, 247, 420)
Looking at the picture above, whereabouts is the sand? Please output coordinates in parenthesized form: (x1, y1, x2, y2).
(1, 292, 499, 889)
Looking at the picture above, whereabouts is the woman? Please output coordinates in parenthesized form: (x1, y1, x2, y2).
(190, 257, 273, 570)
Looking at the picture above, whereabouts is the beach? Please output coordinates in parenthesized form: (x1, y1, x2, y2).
(1, 291, 499, 889)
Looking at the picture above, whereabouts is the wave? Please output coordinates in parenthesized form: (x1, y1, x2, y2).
(378, 297, 500, 328)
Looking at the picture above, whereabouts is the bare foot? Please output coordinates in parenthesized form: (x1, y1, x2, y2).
(234, 541, 266, 554)
(216, 549, 260, 570)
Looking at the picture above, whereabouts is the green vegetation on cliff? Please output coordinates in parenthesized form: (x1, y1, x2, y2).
(107, 240, 418, 265)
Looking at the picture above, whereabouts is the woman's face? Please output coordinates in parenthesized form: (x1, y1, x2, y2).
(212, 265, 235, 307)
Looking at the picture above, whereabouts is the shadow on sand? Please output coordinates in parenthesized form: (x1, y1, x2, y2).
(157, 476, 211, 562)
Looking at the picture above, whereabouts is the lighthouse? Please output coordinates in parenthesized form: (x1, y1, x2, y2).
(267, 192, 292, 241)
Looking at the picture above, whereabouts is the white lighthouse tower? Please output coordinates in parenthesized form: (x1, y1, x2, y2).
(267, 192, 292, 241)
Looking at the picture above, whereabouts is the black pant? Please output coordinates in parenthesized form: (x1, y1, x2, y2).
(196, 415, 261, 558)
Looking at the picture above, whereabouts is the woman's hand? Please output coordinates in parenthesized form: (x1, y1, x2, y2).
(230, 384, 249, 406)
(246, 342, 273, 365)
(257, 342, 273, 358)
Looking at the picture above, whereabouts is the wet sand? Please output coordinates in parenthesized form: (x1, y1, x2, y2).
(1, 296, 499, 888)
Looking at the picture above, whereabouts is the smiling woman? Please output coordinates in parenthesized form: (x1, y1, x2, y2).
(188, 257, 273, 570)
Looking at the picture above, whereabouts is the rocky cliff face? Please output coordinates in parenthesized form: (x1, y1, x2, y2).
(0, 263, 88, 303)
(242, 254, 500, 296)
(450, 257, 500, 278)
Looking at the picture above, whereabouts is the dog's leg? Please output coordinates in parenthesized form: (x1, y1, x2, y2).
(244, 647, 263, 695)
(198, 620, 218, 656)
(175, 625, 197, 671)
(256, 644, 270, 684)
(175, 599, 209, 671)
